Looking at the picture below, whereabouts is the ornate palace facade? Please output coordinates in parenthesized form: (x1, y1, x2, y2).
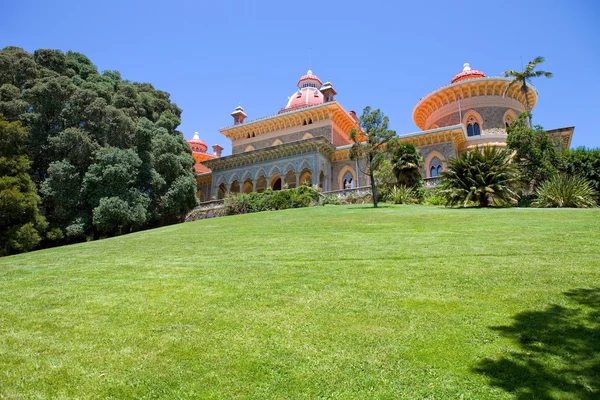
(188, 64, 574, 201)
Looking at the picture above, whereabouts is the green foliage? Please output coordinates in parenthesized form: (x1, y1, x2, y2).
(387, 185, 416, 204)
(321, 194, 343, 206)
(0, 117, 46, 255)
(222, 185, 321, 216)
(506, 112, 560, 190)
(561, 147, 600, 198)
(422, 194, 447, 206)
(0, 46, 197, 249)
(349, 106, 396, 208)
(439, 146, 520, 207)
(389, 142, 424, 187)
(532, 174, 597, 208)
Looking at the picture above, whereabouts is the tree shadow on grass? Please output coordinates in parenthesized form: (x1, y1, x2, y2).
(474, 288, 600, 399)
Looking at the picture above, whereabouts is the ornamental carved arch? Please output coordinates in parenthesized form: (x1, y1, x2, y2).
(463, 109, 483, 137)
(244, 145, 255, 152)
(215, 175, 227, 187)
(241, 170, 253, 182)
(254, 167, 267, 180)
(283, 162, 296, 174)
(424, 150, 447, 178)
(503, 109, 517, 129)
(272, 139, 283, 146)
(299, 159, 312, 172)
(463, 109, 483, 128)
(337, 165, 356, 190)
(228, 173, 241, 185)
(268, 164, 280, 177)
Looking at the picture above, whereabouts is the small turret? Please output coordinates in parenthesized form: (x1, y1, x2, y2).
(212, 144, 223, 158)
(231, 105, 247, 125)
(320, 81, 337, 102)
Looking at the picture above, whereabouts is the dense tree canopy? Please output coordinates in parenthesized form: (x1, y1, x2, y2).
(0, 116, 47, 255)
(0, 46, 196, 251)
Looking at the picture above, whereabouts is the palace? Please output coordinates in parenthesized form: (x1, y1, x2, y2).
(188, 64, 574, 201)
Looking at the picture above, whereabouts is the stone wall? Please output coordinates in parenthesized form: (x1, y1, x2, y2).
(232, 125, 332, 154)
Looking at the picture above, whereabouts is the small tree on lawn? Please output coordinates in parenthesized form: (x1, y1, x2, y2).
(350, 107, 396, 208)
(506, 112, 560, 191)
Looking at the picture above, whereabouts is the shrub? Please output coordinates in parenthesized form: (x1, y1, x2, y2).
(532, 174, 597, 208)
(224, 193, 252, 215)
(422, 194, 447, 206)
(439, 146, 520, 207)
(387, 185, 415, 204)
(560, 147, 600, 199)
(321, 194, 343, 206)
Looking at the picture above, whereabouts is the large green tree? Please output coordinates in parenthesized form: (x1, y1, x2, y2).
(506, 112, 560, 191)
(504, 56, 552, 127)
(0, 116, 47, 255)
(350, 106, 396, 208)
(0, 46, 197, 249)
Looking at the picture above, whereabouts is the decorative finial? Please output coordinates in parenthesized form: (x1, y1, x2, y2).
(307, 69, 312, 75)
(193, 132, 200, 140)
(463, 63, 471, 72)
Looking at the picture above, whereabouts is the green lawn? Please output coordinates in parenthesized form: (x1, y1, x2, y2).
(1, 206, 599, 399)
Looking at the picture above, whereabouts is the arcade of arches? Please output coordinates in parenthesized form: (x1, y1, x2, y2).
(215, 167, 323, 199)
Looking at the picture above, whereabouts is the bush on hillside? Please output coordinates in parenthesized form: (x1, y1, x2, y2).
(223, 185, 321, 215)
(439, 146, 520, 207)
(532, 174, 597, 208)
(387, 185, 416, 204)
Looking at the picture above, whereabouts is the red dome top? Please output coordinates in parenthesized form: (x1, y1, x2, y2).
(187, 132, 208, 153)
(451, 63, 486, 83)
(297, 70, 322, 88)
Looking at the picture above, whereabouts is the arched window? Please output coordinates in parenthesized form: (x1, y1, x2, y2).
(343, 171, 354, 189)
(429, 156, 443, 177)
(503, 110, 517, 131)
(464, 111, 483, 137)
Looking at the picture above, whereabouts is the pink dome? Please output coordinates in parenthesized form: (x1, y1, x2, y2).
(187, 132, 208, 153)
(280, 70, 324, 113)
(297, 70, 322, 87)
(451, 63, 486, 83)
(284, 87, 324, 111)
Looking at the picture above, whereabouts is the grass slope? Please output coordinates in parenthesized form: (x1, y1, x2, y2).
(1, 206, 599, 399)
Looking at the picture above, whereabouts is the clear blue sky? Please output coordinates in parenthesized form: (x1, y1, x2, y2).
(2, 0, 599, 153)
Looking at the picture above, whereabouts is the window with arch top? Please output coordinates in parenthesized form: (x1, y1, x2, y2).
(464, 112, 482, 137)
(429, 156, 443, 177)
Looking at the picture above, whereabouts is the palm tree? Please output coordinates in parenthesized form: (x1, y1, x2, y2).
(439, 146, 520, 207)
(504, 56, 552, 127)
(390, 142, 424, 187)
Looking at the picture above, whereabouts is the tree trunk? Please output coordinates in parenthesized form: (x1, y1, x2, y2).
(369, 155, 378, 208)
(523, 83, 532, 127)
